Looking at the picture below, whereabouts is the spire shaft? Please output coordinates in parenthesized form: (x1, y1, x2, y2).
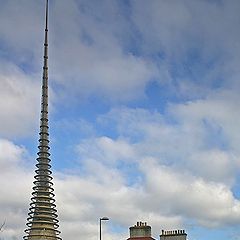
(39, 0, 49, 153)
(24, 1, 61, 239)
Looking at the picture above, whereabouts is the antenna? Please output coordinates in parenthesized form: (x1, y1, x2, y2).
(24, 1, 61, 239)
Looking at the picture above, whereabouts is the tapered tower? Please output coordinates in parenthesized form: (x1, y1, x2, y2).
(24, 1, 61, 239)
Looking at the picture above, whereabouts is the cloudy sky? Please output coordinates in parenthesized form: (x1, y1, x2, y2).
(1, 0, 240, 240)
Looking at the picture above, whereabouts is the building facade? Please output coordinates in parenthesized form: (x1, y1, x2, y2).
(127, 222, 156, 240)
(127, 222, 187, 240)
(160, 230, 187, 240)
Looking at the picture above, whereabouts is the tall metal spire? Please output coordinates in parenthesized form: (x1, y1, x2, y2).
(24, 1, 61, 239)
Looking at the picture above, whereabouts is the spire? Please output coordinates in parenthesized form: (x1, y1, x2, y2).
(24, 1, 61, 239)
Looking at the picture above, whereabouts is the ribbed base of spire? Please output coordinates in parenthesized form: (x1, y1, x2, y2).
(24, 226, 61, 240)
(24, 166, 62, 240)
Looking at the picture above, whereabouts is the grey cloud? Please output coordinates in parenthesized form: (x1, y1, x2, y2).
(0, 1, 43, 68)
(131, 0, 240, 58)
(1, 0, 240, 106)
(130, 0, 240, 97)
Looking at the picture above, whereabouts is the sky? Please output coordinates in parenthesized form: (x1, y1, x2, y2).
(0, 0, 240, 240)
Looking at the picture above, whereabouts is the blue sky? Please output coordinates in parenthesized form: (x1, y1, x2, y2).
(1, 0, 240, 240)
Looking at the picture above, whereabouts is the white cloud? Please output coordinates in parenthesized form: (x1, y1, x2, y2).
(67, 100, 240, 229)
(139, 159, 240, 227)
(77, 136, 136, 165)
(52, 33, 157, 102)
(170, 90, 240, 153)
(0, 139, 33, 240)
(0, 60, 40, 138)
(100, 101, 240, 185)
(188, 150, 237, 184)
(1, 100, 240, 240)
(0, 139, 26, 170)
(1, 1, 240, 240)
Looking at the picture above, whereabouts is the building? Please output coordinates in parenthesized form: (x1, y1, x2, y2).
(160, 230, 187, 240)
(23, 1, 61, 239)
(127, 222, 156, 240)
(127, 222, 187, 240)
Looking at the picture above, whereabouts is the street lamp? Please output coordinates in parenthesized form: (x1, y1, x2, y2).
(100, 217, 109, 240)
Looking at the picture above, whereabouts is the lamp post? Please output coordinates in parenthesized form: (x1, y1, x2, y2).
(100, 217, 109, 240)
